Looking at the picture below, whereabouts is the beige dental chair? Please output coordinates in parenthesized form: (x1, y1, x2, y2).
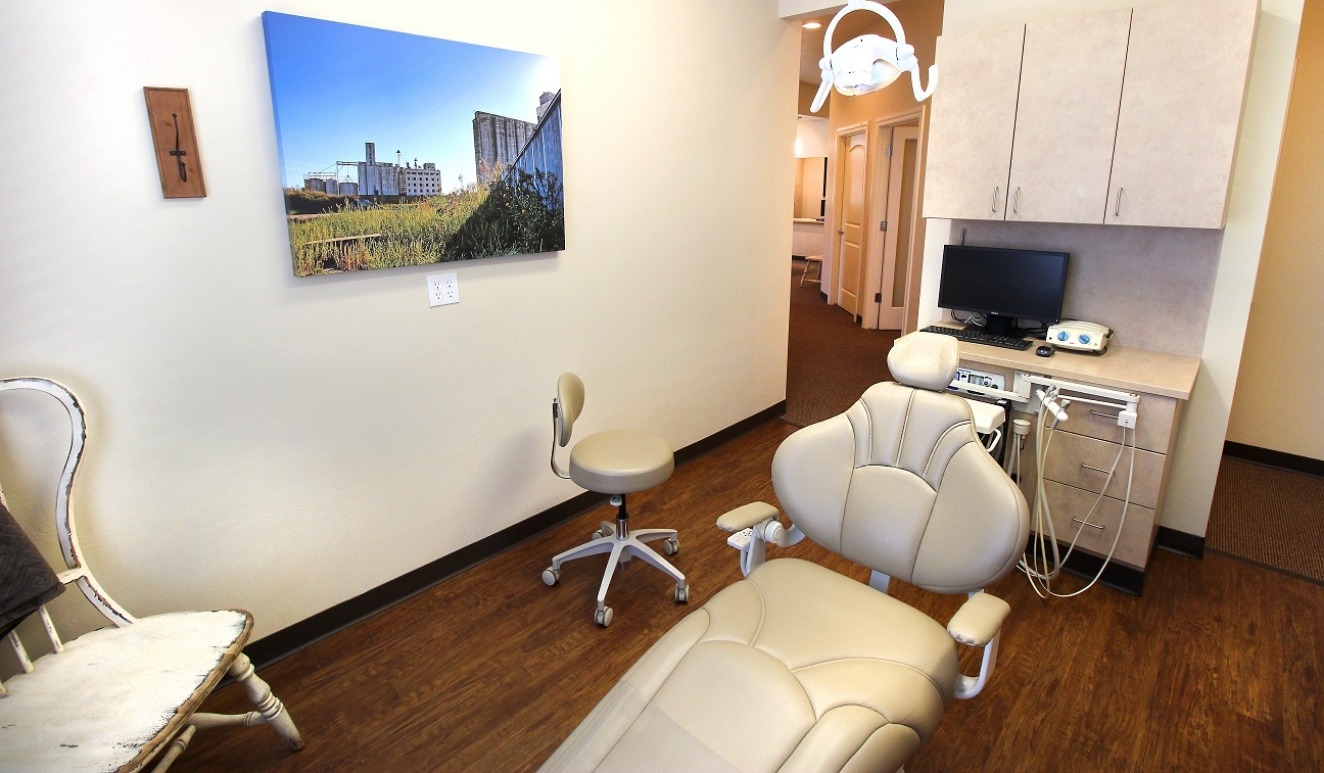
(541, 333, 1030, 772)
(540, 373, 689, 628)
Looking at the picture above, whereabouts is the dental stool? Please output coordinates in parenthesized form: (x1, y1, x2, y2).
(540, 333, 1029, 772)
(541, 373, 689, 628)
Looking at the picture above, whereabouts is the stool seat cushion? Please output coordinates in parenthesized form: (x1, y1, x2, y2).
(569, 429, 674, 495)
(541, 558, 958, 772)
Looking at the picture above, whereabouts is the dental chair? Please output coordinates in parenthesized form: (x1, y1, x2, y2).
(540, 373, 689, 627)
(540, 333, 1029, 772)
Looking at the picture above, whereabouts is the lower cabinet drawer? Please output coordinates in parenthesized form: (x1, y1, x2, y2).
(1040, 430, 1165, 510)
(1033, 480, 1157, 570)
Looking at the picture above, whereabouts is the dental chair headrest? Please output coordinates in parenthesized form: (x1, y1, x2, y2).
(887, 332, 959, 392)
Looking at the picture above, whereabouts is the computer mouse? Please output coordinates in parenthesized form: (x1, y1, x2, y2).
(1035, 345, 1055, 357)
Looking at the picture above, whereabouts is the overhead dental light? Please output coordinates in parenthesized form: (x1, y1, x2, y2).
(809, 0, 937, 113)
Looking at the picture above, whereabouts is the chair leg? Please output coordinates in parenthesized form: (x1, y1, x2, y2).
(229, 653, 305, 750)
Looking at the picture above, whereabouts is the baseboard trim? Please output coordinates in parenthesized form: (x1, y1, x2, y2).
(1223, 441, 1324, 478)
(244, 400, 787, 669)
(1025, 539, 1146, 596)
(1156, 526, 1204, 559)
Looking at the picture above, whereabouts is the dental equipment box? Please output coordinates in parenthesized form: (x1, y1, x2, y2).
(1046, 320, 1112, 354)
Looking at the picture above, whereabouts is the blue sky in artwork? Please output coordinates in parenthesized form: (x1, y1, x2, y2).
(262, 12, 560, 191)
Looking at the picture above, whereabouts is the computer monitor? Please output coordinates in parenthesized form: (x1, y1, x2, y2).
(937, 244, 1069, 337)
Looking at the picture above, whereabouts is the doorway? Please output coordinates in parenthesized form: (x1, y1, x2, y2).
(834, 130, 868, 318)
(864, 119, 922, 331)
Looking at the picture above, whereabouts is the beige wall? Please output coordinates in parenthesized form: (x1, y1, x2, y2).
(919, 0, 1304, 537)
(1227, 0, 1324, 462)
(0, 0, 797, 640)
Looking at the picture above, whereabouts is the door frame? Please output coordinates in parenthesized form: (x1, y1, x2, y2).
(860, 108, 926, 331)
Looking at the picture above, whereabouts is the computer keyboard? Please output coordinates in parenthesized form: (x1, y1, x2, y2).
(920, 325, 1034, 351)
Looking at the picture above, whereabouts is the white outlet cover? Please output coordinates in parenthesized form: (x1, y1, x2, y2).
(427, 273, 459, 307)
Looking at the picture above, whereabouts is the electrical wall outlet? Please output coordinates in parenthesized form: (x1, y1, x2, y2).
(427, 273, 459, 307)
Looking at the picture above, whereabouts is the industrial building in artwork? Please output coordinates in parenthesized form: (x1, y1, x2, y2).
(301, 141, 441, 198)
(472, 93, 558, 184)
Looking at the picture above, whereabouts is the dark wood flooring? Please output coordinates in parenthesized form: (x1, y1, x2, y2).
(180, 418, 1324, 772)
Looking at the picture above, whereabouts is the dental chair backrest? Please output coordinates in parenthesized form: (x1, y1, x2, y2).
(772, 332, 1029, 594)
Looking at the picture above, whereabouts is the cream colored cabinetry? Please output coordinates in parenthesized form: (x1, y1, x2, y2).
(1006, 9, 1130, 224)
(922, 24, 1024, 221)
(1031, 391, 1182, 571)
(1106, 0, 1259, 228)
(949, 342, 1200, 585)
(923, 0, 1256, 229)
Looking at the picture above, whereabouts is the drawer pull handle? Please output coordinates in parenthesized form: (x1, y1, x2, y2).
(1072, 517, 1105, 531)
(1080, 463, 1114, 474)
(1089, 409, 1118, 420)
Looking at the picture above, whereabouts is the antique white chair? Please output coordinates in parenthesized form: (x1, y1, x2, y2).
(0, 377, 304, 773)
(541, 333, 1030, 772)
(540, 373, 688, 627)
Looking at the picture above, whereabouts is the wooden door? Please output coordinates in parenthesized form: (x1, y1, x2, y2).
(877, 126, 919, 330)
(1007, 8, 1130, 224)
(922, 24, 1024, 221)
(1107, 0, 1258, 228)
(837, 133, 867, 318)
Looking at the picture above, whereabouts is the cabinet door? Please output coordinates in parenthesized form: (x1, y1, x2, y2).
(922, 24, 1024, 221)
(1007, 9, 1131, 224)
(1106, 0, 1258, 228)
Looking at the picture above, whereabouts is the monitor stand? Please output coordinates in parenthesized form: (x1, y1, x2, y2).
(981, 314, 1017, 338)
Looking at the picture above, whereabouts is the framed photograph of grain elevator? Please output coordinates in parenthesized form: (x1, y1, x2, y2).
(261, 12, 564, 277)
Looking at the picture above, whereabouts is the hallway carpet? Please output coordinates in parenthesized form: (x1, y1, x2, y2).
(1206, 457, 1324, 585)
(784, 260, 901, 427)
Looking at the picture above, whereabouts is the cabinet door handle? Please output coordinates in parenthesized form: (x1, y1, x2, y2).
(1114, 187, 1124, 218)
(1072, 516, 1105, 531)
(1080, 463, 1114, 475)
(1013, 187, 1022, 214)
(991, 186, 1000, 213)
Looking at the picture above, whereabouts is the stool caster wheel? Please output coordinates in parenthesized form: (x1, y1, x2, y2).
(663, 537, 680, 556)
(595, 606, 614, 627)
(675, 584, 690, 603)
(541, 567, 560, 586)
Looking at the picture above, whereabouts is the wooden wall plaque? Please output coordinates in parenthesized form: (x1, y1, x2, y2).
(143, 87, 206, 198)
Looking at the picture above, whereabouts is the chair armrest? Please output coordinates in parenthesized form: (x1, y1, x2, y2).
(716, 502, 780, 532)
(946, 592, 1010, 647)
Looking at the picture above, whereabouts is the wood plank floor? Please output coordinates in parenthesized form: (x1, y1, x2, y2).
(180, 419, 1324, 772)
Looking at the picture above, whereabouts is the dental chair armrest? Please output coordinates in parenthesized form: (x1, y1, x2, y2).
(716, 501, 781, 532)
(946, 592, 1011, 647)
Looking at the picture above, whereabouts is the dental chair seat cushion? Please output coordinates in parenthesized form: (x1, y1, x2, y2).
(569, 429, 674, 495)
(541, 558, 958, 773)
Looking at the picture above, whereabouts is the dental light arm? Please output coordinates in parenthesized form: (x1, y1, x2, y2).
(810, 0, 938, 113)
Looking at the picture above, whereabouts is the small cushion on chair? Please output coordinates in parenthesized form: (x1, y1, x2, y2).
(887, 332, 960, 392)
(569, 429, 674, 495)
(0, 609, 251, 773)
(542, 558, 958, 772)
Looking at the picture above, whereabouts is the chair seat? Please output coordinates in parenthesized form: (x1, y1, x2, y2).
(542, 558, 959, 772)
(569, 429, 674, 495)
(0, 609, 251, 773)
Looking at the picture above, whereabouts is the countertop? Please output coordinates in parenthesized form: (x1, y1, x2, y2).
(948, 334, 1201, 400)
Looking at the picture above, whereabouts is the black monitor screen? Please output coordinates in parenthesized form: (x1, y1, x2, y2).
(938, 245, 1069, 336)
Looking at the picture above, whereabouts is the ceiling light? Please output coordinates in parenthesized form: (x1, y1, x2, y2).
(810, 0, 938, 113)
(803, 21, 822, 30)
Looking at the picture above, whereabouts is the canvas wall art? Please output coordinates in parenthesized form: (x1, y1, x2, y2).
(261, 12, 565, 277)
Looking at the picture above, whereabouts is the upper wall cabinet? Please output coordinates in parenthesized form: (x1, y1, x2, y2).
(922, 24, 1025, 221)
(1006, 9, 1130, 224)
(1106, 0, 1258, 228)
(923, 0, 1258, 229)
